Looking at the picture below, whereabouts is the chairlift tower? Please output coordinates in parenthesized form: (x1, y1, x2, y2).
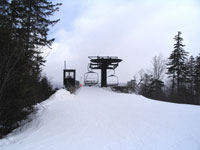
(88, 56, 122, 87)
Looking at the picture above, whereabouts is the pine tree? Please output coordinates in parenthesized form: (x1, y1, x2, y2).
(0, 0, 61, 137)
(139, 73, 165, 100)
(194, 54, 200, 104)
(139, 73, 152, 97)
(167, 31, 188, 100)
(185, 56, 195, 97)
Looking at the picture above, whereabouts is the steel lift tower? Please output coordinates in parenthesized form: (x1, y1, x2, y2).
(88, 56, 122, 87)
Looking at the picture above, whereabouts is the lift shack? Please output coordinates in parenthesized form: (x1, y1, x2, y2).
(63, 69, 76, 93)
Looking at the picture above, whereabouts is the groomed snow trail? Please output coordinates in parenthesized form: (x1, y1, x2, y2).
(0, 87, 200, 150)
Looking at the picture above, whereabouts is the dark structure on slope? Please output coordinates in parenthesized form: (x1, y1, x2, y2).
(85, 56, 122, 87)
(63, 60, 80, 93)
(63, 69, 80, 93)
(63, 69, 76, 89)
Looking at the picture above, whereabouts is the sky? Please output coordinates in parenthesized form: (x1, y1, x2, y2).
(43, 0, 200, 88)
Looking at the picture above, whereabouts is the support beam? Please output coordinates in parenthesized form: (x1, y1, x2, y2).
(101, 67, 107, 87)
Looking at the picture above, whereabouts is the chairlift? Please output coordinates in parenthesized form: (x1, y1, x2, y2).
(84, 64, 99, 86)
(107, 69, 119, 86)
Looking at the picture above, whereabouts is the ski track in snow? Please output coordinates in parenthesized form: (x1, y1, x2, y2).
(0, 87, 200, 150)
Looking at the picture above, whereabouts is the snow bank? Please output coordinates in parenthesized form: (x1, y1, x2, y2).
(0, 87, 200, 150)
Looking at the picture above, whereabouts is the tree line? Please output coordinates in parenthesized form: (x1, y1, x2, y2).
(0, 0, 61, 138)
(136, 31, 200, 105)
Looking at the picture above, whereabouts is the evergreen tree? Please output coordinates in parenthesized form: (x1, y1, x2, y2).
(166, 31, 188, 100)
(194, 54, 200, 104)
(0, 0, 61, 137)
(184, 56, 195, 102)
(149, 79, 165, 100)
(139, 73, 152, 97)
(139, 74, 164, 100)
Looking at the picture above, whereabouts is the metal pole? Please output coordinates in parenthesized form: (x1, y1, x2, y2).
(101, 66, 107, 87)
(64, 61, 66, 69)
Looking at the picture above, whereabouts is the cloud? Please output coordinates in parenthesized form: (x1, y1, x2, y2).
(44, 0, 200, 87)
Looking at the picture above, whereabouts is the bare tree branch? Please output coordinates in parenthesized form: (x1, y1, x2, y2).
(150, 54, 166, 80)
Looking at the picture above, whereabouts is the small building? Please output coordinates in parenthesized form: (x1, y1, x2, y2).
(63, 69, 76, 93)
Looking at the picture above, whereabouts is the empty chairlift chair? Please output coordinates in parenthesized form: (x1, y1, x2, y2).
(84, 70, 99, 86)
(107, 69, 119, 86)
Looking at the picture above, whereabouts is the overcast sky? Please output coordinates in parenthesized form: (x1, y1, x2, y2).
(43, 0, 200, 87)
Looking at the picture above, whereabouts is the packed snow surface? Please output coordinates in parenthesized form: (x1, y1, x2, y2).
(1, 87, 200, 150)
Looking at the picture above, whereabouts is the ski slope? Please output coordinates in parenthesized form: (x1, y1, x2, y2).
(0, 87, 200, 150)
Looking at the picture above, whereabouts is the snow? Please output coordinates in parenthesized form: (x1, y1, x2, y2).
(0, 87, 200, 150)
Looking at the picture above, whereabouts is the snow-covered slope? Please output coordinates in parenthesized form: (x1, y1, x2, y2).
(0, 87, 200, 150)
